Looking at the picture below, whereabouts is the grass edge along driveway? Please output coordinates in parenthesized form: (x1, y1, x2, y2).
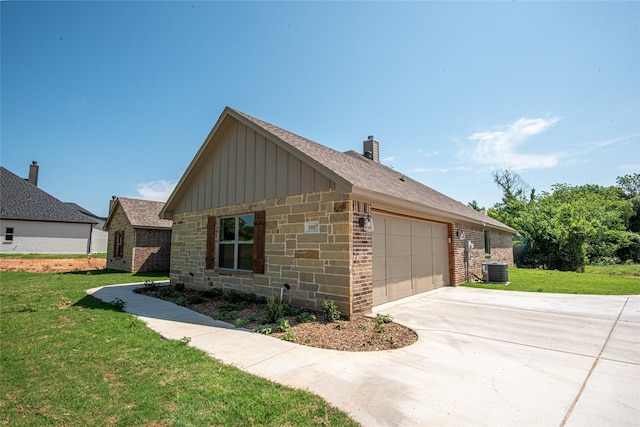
(463, 265, 639, 295)
(0, 271, 358, 426)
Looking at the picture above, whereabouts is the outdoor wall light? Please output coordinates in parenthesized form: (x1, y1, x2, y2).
(359, 216, 375, 232)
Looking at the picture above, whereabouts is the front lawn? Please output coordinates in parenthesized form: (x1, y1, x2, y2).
(463, 266, 639, 295)
(0, 271, 358, 426)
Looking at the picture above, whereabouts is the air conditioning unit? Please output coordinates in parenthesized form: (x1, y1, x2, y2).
(482, 262, 509, 284)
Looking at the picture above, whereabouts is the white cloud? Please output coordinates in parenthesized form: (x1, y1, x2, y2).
(134, 180, 177, 201)
(466, 117, 561, 171)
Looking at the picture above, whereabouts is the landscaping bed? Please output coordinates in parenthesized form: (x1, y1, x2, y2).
(135, 283, 418, 352)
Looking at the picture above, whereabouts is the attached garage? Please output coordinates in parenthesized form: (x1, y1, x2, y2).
(372, 213, 450, 305)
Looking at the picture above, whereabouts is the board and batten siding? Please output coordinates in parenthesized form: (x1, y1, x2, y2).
(174, 120, 334, 212)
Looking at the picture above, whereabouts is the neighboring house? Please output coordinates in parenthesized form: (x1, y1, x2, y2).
(104, 197, 172, 273)
(160, 107, 515, 317)
(0, 163, 97, 254)
(65, 203, 108, 254)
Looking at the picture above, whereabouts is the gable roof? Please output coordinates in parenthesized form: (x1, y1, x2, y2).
(64, 202, 106, 222)
(0, 166, 97, 224)
(104, 197, 172, 231)
(162, 107, 515, 233)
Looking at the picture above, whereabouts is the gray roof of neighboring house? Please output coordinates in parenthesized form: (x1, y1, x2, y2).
(105, 197, 172, 230)
(64, 203, 106, 222)
(0, 166, 97, 224)
(230, 109, 515, 232)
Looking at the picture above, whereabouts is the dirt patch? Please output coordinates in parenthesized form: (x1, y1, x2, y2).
(0, 257, 106, 273)
(136, 285, 418, 352)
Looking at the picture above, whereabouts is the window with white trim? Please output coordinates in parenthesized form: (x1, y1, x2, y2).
(219, 214, 254, 271)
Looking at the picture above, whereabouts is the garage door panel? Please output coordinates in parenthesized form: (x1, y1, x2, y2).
(388, 277, 413, 300)
(386, 256, 412, 279)
(388, 234, 411, 257)
(372, 214, 449, 306)
(372, 279, 388, 303)
(386, 217, 411, 236)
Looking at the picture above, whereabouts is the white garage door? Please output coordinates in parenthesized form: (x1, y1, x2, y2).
(372, 213, 450, 305)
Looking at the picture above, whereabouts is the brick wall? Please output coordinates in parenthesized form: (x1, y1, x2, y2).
(351, 200, 373, 315)
(450, 222, 514, 285)
(132, 229, 172, 272)
(169, 189, 358, 317)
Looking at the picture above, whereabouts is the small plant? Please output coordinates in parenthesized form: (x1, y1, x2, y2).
(254, 326, 272, 335)
(385, 336, 395, 345)
(373, 314, 387, 334)
(202, 288, 223, 298)
(537, 288, 544, 292)
(178, 336, 191, 345)
(143, 280, 157, 290)
(277, 318, 291, 332)
(263, 297, 286, 323)
(358, 323, 367, 330)
(235, 318, 248, 329)
(281, 330, 296, 342)
(8, 293, 18, 301)
(186, 293, 205, 305)
(335, 322, 346, 330)
(376, 313, 393, 324)
(322, 299, 341, 322)
(110, 298, 127, 311)
(295, 312, 317, 324)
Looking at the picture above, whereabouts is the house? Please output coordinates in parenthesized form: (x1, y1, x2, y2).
(104, 197, 172, 273)
(65, 203, 108, 253)
(0, 163, 97, 254)
(160, 107, 515, 317)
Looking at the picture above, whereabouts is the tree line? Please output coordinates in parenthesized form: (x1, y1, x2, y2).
(469, 171, 640, 272)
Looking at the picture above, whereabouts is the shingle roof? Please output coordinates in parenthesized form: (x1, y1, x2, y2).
(0, 166, 97, 224)
(229, 108, 514, 232)
(64, 202, 106, 221)
(108, 197, 172, 230)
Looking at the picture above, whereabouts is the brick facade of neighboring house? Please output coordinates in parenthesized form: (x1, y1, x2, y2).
(104, 198, 172, 273)
(161, 107, 515, 318)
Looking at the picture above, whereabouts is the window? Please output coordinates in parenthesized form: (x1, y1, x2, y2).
(114, 231, 124, 258)
(5, 227, 14, 242)
(219, 214, 254, 271)
(484, 230, 491, 254)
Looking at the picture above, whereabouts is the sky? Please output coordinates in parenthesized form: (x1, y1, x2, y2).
(2, 1, 638, 218)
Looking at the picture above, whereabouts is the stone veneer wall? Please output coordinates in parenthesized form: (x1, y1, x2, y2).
(169, 189, 358, 317)
(106, 205, 135, 272)
(132, 229, 172, 273)
(450, 222, 514, 284)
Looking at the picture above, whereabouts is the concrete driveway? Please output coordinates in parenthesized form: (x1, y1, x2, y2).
(88, 285, 640, 426)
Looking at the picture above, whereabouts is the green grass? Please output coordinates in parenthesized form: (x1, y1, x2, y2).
(0, 270, 358, 426)
(463, 266, 640, 295)
(0, 253, 107, 259)
(585, 263, 640, 277)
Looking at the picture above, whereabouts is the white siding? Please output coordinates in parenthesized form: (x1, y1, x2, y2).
(0, 219, 93, 254)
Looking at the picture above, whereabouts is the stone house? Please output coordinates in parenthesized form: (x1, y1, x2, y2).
(160, 107, 515, 317)
(104, 197, 172, 273)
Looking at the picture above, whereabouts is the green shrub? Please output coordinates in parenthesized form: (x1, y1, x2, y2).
(254, 326, 273, 335)
(281, 330, 296, 342)
(322, 299, 341, 322)
(174, 282, 186, 292)
(277, 318, 291, 332)
(263, 297, 285, 323)
(295, 312, 317, 324)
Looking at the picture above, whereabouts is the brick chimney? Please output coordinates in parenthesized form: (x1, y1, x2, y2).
(363, 136, 380, 163)
(28, 161, 39, 186)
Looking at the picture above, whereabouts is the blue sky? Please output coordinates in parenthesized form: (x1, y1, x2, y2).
(2, 1, 638, 218)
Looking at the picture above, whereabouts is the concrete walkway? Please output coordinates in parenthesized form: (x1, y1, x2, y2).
(87, 284, 640, 427)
